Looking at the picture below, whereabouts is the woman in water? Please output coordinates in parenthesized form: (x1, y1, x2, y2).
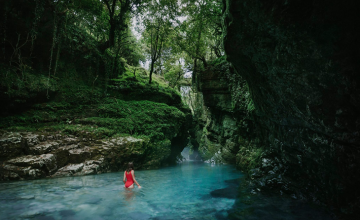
(123, 162, 141, 188)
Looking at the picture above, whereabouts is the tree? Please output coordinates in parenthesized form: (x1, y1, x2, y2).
(99, 0, 148, 53)
(164, 64, 184, 88)
(175, 0, 224, 81)
(143, 19, 172, 84)
(141, 0, 179, 84)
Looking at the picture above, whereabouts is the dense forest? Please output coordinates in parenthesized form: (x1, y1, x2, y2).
(0, 0, 223, 98)
(1, 0, 360, 219)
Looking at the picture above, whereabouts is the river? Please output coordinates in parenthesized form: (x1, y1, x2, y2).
(0, 159, 333, 219)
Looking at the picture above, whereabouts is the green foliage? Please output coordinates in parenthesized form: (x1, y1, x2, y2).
(140, 0, 180, 83)
(164, 64, 184, 88)
(1, 77, 186, 141)
(108, 65, 184, 106)
(247, 99, 255, 112)
(209, 56, 227, 66)
(173, 0, 224, 70)
(0, 65, 57, 99)
(85, 99, 185, 140)
(211, 58, 255, 113)
(236, 143, 264, 174)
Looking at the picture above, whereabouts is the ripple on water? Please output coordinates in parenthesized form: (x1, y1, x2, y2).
(0, 161, 333, 220)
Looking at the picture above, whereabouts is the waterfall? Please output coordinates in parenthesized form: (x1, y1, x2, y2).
(181, 146, 201, 161)
(180, 86, 195, 115)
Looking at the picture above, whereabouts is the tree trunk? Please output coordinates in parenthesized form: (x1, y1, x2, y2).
(108, 21, 116, 48)
(149, 60, 155, 84)
(192, 58, 197, 87)
(200, 57, 207, 68)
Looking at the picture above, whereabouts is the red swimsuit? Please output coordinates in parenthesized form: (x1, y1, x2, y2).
(125, 171, 134, 188)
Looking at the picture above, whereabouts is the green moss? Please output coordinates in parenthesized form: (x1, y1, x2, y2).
(107, 67, 183, 107)
(1, 97, 187, 141)
(92, 99, 186, 140)
(236, 143, 264, 174)
(0, 65, 58, 99)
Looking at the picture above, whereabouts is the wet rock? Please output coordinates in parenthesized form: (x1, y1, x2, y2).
(68, 148, 91, 164)
(0, 132, 174, 180)
(20, 210, 43, 218)
(59, 210, 76, 217)
(0, 133, 27, 160)
(1, 163, 44, 179)
(223, 0, 360, 216)
(19, 195, 35, 200)
(6, 154, 57, 173)
(52, 163, 84, 177)
(8, 171, 21, 180)
(127, 212, 152, 220)
(52, 148, 70, 167)
(22, 133, 40, 147)
(187, 68, 242, 164)
(73, 159, 104, 176)
(62, 137, 78, 145)
(29, 141, 60, 155)
(0, 166, 23, 180)
(210, 187, 237, 199)
(32, 216, 55, 220)
(85, 197, 102, 204)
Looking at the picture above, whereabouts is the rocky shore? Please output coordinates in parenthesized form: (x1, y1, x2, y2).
(0, 131, 173, 181)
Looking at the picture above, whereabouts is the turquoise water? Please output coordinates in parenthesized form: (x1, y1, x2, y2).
(0, 161, 332, 220)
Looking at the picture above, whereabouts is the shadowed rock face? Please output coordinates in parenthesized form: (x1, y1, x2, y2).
(187, 65, 243, 164)
(0, 132, 176, 180)
(223, 0, 360, 216)
(197, 68, 232, 111)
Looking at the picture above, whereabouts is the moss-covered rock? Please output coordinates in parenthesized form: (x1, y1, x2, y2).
(0, 131, 186, 181)
(0, 73, 192, 181)
(223, 0, 360, 216)
(0, 0, 193, 182)
(188, 61, 250, 164)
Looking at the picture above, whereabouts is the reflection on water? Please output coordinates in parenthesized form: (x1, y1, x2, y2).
(123, 187, 137, 202)
(0, 161, 332, 219)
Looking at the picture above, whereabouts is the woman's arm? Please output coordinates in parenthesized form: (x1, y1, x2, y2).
(123, 171, 126, 184)
(131, 170, 141, 188)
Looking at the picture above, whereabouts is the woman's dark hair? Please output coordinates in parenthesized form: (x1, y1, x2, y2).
(127, 162, 134, 172)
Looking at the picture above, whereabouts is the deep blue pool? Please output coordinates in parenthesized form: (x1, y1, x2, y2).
(0, 161, 333, 220)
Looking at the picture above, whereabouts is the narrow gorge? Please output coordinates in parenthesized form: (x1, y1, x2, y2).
(1, 0, 359, 219)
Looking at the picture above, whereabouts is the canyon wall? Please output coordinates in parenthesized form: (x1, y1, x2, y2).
(222, 0, 360, 216)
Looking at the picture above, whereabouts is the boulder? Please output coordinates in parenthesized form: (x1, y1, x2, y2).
(223, 0, 360, 216)
(0, 133, 27, 160)
(29, 141, 60, 155)
(6, 154, 57, 174)
(52, 163, 84, 177)
(0, 131, 182, 180)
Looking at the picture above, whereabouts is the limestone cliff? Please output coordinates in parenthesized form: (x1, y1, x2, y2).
(223, 0, 360, 216)
(185, 61, 249, 164)
(0, 131, 176, 180)
(1, 80, 192, 181)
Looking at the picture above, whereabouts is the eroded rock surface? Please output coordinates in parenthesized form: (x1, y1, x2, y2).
(223, 0, 360, 216)
(185, 66, 244, 164)
(0, 132, 173, 180)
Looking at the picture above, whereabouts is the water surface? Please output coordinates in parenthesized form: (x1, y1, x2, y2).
(0, 161, 332, 219)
